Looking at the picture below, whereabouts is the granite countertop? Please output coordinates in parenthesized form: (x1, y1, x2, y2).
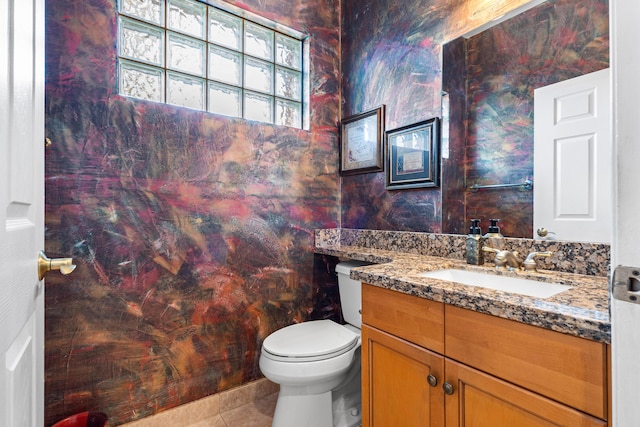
(315, 244, 611, 343)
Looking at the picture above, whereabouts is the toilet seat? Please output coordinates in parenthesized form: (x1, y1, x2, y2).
(262, 320, 359, 363)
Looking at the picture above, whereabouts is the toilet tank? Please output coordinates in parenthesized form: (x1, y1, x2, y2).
(335, 260, 373, 329)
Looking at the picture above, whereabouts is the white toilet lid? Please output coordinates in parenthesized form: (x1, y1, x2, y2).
(262, 320, 359, 361)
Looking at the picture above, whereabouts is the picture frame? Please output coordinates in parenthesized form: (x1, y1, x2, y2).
(340, 106, 385, 175)
(385, 117, 440, 190)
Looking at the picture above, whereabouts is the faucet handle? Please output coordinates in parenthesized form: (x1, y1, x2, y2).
(483, 246, 507, 268)
(523, 251, 553, 271)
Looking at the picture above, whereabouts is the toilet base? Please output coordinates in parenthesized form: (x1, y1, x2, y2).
(269, 350, 362, 427)
(272, 387, 333, 427)
(332, 348, 362, 427)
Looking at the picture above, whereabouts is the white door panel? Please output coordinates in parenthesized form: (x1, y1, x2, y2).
(534, 68, 611, 243)
(612, 0, 640, 425)
(0, 0, 45, 425)
(555, 134, 593, 216)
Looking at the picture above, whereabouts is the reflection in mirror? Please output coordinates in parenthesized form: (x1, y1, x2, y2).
(441, 0, 608, 238)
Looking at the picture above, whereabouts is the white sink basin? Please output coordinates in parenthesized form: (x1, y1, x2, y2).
(418, 269, 571, 298)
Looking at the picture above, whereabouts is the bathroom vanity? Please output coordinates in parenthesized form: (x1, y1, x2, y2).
(315, 228, 611, 426)
(362, 284, 609, 426)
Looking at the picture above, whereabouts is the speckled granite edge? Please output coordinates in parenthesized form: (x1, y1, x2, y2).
(316, 228, 610, 277)
(315, 229, 611, 343)
(315, 228, 341, 247)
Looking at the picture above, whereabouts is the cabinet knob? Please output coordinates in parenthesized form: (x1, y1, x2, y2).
(442, 382, 454, 395)
(427, 374, 438, 387)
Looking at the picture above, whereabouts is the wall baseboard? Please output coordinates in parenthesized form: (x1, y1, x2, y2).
(121, 378, 279, 427)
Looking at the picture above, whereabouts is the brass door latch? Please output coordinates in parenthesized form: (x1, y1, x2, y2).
(38, 251, 76, 281)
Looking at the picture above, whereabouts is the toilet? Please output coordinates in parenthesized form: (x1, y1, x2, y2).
(259, 260, 371, 427)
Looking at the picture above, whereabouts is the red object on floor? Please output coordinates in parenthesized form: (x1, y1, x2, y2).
(52, 412, 108, 427)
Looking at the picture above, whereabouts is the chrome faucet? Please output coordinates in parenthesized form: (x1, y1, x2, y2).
(482, 247, 522, 270)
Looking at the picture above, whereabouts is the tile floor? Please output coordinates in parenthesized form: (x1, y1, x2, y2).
(205, 392, 278, 427)
(121, 378, 279, 427)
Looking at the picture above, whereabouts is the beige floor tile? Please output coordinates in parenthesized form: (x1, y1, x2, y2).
(220, 392, 278, 427)
(186, 414, 228, 427)
(183, 394, 221, 424)
(253, 379, 279, 399)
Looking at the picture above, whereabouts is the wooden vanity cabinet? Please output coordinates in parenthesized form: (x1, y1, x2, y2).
(361, 283, 610, 427)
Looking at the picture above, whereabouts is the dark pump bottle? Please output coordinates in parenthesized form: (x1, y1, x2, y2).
(466, 219, 484, 265)
(485, 219, 502, 236)
(483, 218, 504, 249)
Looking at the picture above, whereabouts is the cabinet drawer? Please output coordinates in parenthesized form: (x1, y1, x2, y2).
(362, 284, 444, 354)
(445, 305, 608, 419)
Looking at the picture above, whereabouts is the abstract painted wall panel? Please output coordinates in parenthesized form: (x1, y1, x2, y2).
(44, 0, 340, 424)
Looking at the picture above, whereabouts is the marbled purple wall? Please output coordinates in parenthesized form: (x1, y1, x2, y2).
(44, 0, 340, 425)
(341, 0, 608, 238)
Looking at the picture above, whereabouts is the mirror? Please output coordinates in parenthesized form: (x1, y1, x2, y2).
(440, 0, 609, 239)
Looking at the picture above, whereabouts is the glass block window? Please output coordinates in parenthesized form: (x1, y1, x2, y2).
(118, 0, 305, 129)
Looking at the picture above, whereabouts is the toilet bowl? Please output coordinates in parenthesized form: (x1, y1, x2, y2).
(259, 260, 371, 427)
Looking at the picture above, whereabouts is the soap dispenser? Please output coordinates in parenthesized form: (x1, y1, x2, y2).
(483, 218, 504, 249)
(466, 219, 484, 265)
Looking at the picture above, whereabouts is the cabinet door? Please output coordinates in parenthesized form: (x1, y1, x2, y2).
(444, 359, 607, 427)
(362, 325, 445, 427)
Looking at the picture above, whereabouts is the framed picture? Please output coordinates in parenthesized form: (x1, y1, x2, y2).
(340, 106, 385, 175)
(385, 117, 440, 189)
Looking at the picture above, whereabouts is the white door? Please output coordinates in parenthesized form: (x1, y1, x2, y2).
(611, 0, 640, 425)
(533, 68, 612, 243)
(0, 0, 45, 425)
